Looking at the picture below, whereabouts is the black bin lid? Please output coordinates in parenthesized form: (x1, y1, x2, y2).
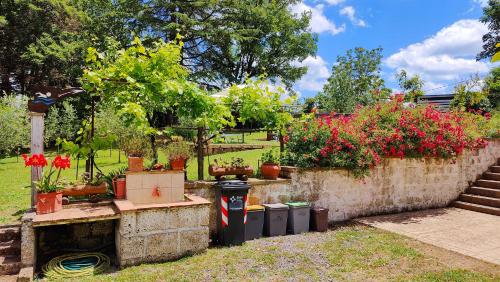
(215, 180, 250, 190)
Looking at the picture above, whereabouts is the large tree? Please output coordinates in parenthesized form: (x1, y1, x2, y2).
(317, 47, 390, 113)
(113, 0, 317, 90)
(477, 0, 500, 61)
(0, 0, 86, 94)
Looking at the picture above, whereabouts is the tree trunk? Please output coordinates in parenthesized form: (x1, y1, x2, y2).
(197, 127, 204, 180)
(150, 134, 158, 164)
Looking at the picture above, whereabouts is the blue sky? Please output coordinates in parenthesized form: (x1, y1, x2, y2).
(290, 0, 493, 98)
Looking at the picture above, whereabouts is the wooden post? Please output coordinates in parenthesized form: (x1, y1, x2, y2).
(197, 127, 204, 180)
(279, 131, 284, 153)
(29, 112, 44, 208)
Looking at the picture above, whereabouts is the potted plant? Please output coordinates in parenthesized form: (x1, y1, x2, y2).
(23, 154, 70, 214)
(162, 142, 193, 170)
(121, 134, 150, 172)
(260, 150, 281, 180)
(209, 157, 254, 180)
(104, 168, 127, 199)
(63, 172, 109, 198)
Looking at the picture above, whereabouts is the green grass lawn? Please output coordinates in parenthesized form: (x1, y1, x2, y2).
(69, 225, 499, 282)
(0, 147, 276, 225)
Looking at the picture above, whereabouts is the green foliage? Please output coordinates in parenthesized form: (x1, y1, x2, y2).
(261, 149, 280, 165)
(161, 142, 193, 161)
(484, 66, 500, 109)
(477, 0, 500, 60)
(0, 0, 87, 93)
(317, 47, 390, 113)
(82, 37, 233, 133)
(395, 70, 424, 102)
(224, 77, 295, 133)
(119, 132, 151, 158)
(58, 119, 113, 160)
(44, 101, 79, 146)
(0, 96, 29, 156)
(450, 75, 491, 112)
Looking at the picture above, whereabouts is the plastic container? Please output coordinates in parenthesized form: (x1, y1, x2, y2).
(263, 203, 289, 237)
(310, 207, 329, 232)
(245, 205, 265, 241)
(215, 180, 251, 246)
(285, 202, 310, 235)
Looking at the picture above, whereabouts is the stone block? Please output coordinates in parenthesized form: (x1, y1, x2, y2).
(168, 207, 199, 229)
(21, 213, 36, 267)
(118, 212, 136, 235)
(144, 232, 179, 260)
(158, 173, 172, 187)
(171, 187, 184, 203)
(136, 210, 169, 233)
(117, 234, 145, 260)
(198, 206, 210, 226)
(17, 266, 34, 282)
(179, 228, 209, 255)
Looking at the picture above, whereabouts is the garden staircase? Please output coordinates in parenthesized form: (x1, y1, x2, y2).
(453, 158, 500, 216)
(0, 225, 21, 279)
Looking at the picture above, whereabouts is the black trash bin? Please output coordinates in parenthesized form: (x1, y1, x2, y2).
(215, 180, 251, 246)
(245, 205, 265, 241)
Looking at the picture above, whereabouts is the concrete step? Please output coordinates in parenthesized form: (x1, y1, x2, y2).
(483, 172, 500, 181)
(459, 194, 500, 208)
(491, 166, 500, 173)
(0, 240, 20, 256)
(0, 255, 21, 275)
(453, 201, 500, 216)
(0, 227, 20, 243)
(475, 179, 500, 190)
(467, 187, 500, 198)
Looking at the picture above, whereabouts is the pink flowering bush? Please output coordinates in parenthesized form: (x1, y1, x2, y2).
(283, 96, 489, 177)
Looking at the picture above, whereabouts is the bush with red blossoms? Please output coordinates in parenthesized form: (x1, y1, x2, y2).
(283, 97, 490, 177)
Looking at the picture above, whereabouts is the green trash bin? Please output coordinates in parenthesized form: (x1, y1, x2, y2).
(285, 202, 310, 234)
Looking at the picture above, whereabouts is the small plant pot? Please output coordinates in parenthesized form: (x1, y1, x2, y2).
(36, 191, 63, 214)
(128, 156, 144, 172)
(170, 158, 186, 170)
(261, 163, 281, 180)
(113, 177, 126, 199)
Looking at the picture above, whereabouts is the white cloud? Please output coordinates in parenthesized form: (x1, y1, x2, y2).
(290, 3, 346, 35)
(339, 6, 366, 27)
(325, 0, 345, 5)
(472, 0, 489, 7)
(385, 19, 490, 86)
(293, 56, 331, 92)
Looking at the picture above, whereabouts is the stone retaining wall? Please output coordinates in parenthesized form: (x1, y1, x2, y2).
(114, 195, 210, 267)
(186, 139, 500, 235)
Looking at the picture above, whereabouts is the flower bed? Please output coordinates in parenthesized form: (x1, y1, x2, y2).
(283, 97, 492, 177)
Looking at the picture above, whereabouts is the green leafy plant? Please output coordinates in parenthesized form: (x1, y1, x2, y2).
(162, 142, 193, 161)
(120, 133, 150, 157)
(230, 157, 247, 168)
(261, 150, 280, 165)
(81, 172, 105, 186)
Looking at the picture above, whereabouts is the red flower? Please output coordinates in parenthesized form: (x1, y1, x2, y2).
(53, 155, 71, 169)
(22, 154, 48, 167)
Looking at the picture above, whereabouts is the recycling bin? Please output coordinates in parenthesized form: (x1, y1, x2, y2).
(245, 205, 265, 241)
(310, 207, 329, 232)
(215, 180, 251, 246)
(263, 203, 289, 237)
(286, 202, 310, 235)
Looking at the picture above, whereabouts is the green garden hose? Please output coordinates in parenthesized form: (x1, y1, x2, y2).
(42, 252, 110, 279)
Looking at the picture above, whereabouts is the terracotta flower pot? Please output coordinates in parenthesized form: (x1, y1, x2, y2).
(128, 156, 144, 172)
(113, 178, 126, 199)
(261, 163, 281, 180)
(170, 158, 186, 170)
(36, 191, 63, 214)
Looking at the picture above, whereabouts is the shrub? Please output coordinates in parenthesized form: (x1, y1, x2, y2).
(161, 142, 193, 161)
(283, 96, 489, 177)
(0, 96, 29, 156)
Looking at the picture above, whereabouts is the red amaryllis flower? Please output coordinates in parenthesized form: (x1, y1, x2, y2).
(22, 154, 48, 167)
(53, 155, 71, 169)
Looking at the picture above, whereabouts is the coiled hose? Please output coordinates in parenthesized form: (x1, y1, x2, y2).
(42, 252, 110, 279)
